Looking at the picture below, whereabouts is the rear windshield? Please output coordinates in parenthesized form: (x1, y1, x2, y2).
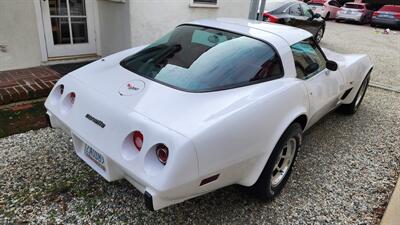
(344, 3, 364, 9)
(121, 25, 283, 92)
(380, 5, 400, 12)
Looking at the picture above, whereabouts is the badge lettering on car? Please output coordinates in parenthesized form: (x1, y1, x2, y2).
(85, 114, 106, 128)
(119, 80, 145, 96)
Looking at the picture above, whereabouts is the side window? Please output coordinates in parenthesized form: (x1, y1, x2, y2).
(329, 1, 341, 7)
(288, 4, 303, 16)
(290, 38, 326, 80)
(301, 3, 313, 18)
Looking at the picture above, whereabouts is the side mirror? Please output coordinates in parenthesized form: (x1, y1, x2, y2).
(326, 60, 338, 71)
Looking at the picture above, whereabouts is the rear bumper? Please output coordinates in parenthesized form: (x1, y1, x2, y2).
(47, 110, 202, 210)
(336, 13, 362, 21)
(372, 17, 400, 27)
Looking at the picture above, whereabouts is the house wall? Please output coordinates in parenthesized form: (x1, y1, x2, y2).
(0, 0, 43, 71)
(97, 0, 132, 56)
(129, 0, 250, 46)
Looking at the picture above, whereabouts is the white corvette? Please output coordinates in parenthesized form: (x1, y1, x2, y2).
(45, 18, 373, 210)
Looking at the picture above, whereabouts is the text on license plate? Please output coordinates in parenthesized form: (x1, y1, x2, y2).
(84, 144, 106, 171)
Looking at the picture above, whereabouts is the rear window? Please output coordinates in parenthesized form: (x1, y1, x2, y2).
(344, 3, 364, 9)
(121, 25, 283, 92)
(264, 1, 287, 12)
(380, 5, 400, 12)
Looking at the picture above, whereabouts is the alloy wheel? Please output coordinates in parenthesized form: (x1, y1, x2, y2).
(271, 137, 297, 187)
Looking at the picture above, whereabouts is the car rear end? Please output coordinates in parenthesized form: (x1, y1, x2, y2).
(371, 5, 400, 28)
(45, 70, 201, 210)
(308, 0, 326, 17)
(336, 3, 366, 22)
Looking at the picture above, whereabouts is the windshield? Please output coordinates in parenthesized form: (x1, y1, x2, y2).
(121, 25, 283, 92)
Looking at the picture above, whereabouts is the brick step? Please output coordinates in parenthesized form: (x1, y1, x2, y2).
(0, 67, 60, 105)
(0, 99, 49, 138)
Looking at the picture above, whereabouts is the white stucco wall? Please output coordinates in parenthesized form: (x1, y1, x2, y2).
(0, 0, 42, 71)
(97, 0, 132, 56)
(129, 0, 250, 46)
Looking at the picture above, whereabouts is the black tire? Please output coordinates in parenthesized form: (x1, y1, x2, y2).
(325, 12, 330, 20)
(339, 74, 370, 114)
(336, 19, 341, 23)
(249, 123, 302, 200)
(370, 23, 376, 27)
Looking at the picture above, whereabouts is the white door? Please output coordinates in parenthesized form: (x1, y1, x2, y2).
(41, 0, 96, 58)
(291, 38, 344, 126)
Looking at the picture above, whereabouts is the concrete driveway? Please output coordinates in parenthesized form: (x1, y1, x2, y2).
(321, 21, 400, 91)
(1, 21, 399, 224)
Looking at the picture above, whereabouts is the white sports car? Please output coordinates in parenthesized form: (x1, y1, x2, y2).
(45, 18, 373, 210)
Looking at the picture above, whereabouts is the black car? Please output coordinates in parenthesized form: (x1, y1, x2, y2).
(262, 0, 326, 43)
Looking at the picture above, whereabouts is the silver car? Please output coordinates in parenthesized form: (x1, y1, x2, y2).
(336, 3, 373, 24)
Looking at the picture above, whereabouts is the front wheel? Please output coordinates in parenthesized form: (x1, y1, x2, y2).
(315, 27, 324, 43)
(339, 74, 370, 114)
(249, 123, 302, 200)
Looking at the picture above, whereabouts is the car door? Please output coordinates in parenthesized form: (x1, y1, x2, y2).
(328, 0, 342, 18)
(286, 3, 307, 29)
(290, 38, 344, 126)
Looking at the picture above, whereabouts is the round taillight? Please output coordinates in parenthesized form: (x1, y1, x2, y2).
(133, 131, 144, 151)
(156, 144, 169, 165)
(60, 84, 64, 95)
(69, 92, 76, 104)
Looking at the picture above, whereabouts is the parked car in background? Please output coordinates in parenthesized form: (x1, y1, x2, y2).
(336, 2, 373, 24)
(371, 5, 400, 29)
(308, 0, 342, 19)
(45, 18, 373, 210)
(308, 0, 327, 17)
(263, 0, 326, 43)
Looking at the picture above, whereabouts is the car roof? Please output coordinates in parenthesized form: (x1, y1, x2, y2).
(186, 18, 312, 45)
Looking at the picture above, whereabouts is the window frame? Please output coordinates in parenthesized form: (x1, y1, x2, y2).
(189, 0, 219, 8)
(291, 38, 328, 80)
(287, 3, 304, 16)
(120, 24, 285, 93)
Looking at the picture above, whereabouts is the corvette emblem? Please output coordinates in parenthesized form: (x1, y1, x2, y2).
(119, 80, 145, 96)
(127, 83, 139, 90)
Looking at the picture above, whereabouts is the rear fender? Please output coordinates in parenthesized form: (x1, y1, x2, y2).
(237, 109, 307, 186)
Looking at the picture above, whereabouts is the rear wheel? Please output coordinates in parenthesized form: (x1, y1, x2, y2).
(325, 12, 330, 20)
(249, 123, 302, 200)
(339, 74, 370, 114)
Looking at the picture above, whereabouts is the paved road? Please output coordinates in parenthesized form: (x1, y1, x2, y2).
(1, 22, 399, 224)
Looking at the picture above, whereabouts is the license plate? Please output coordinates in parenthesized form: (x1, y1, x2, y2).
(84, 144, 106, 171)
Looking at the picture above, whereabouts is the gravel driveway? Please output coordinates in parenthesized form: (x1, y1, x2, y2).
(1, 22, 400, 224)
